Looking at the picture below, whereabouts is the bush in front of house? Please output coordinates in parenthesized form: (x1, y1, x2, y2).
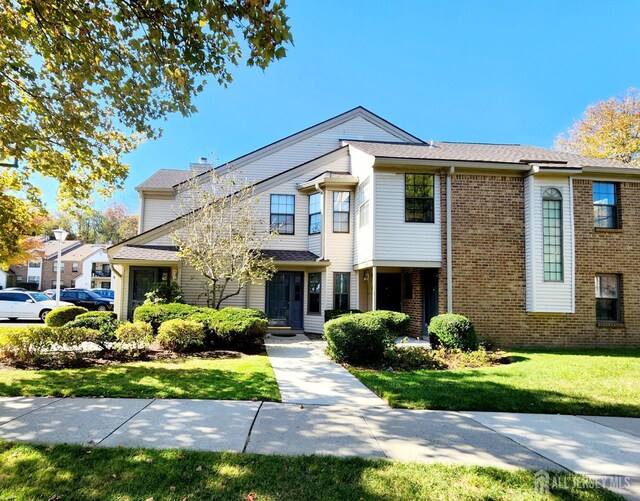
(133, 303, 204, 333)
(64, 313, 120, 349)
(157, 319, 205, 352)
(362, 310, 410, 336)
(428, 313, 478, 351)
(144, 281, 184, 305)
(210, 307, 268, 350)
(0, 326, 56, 362)
(324, 312, 396, 366)
(55, 326, 99, 348)
(44, 306, 89, 327)
(115, 321, 154, 351)
(324, 309, 362, 322)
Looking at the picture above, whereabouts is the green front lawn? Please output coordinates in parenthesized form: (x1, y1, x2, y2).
(0, 441, 619, 500)
(0, 355, 280, 401)
(351, 349, 640, 416)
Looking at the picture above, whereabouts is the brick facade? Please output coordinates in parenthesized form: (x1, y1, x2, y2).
(401, 268, 423, 337)
(41, 259, 83, 290)
(437, 174, 640, 348)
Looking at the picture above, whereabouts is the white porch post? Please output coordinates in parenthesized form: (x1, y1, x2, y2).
(371, 266, 377, 311)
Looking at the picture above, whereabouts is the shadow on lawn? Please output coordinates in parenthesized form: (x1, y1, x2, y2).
(0, 442, 617, 501)
(356, 369, 640, 417)
(0, 365, 279, 401)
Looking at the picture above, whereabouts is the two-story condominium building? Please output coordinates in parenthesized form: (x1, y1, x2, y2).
(108, 107, 640, 348)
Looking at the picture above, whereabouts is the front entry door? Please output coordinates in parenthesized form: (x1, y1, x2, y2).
(266, 272, 303, 329)
(376, 273, 402, 311)
(422, 269, 439, 335)
(129, 267, 170, 318)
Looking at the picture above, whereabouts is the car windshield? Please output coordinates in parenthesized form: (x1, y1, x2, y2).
(30, 292, 50, 302)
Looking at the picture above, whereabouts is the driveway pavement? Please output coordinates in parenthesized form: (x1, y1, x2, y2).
(0, 396, 638, 499)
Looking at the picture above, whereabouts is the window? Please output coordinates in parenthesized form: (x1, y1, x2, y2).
(28, 260, 40, 268)
(70, 280, 76, 288)
(51, 280, 64, 288)
(333, 192, 350, 233)
(542, 188, 563, 282)
(27, 275, 39, 284)
(593, 182, 618, 228)
(333, 273, 350, 310)
(405, 174, 434, 223)
(270, 194, 295, 235)
(53, 262, 65, 273)
(72, 262, 79, 272)
(359, 200, 370, 227)
(308, 272, 321, 314)
(308, 193, 321, 234)
(595, 274, 621, 322)
(15, 275, 23, 283)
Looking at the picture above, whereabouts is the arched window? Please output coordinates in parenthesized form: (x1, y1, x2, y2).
(542, 188, 563, 281)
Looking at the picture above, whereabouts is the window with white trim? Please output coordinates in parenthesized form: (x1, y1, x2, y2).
(333, 192, 350, 233)
(542, 188, 563, 282)
(308, 193, 321, 234)
(595, 274, 621, 322)
(270, 194, 295, 235)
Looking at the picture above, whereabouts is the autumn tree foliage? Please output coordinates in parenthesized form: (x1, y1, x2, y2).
(556, 89, 640, 166)
(0, 0, 293, 261)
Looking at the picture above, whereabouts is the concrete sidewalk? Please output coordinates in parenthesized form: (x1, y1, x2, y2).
(1, 396, 638, 499)
(265, 333, 387, 406)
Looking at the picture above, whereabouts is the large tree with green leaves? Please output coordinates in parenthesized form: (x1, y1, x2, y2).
(556, 89, 640, 166)
(0, 0, 292, 266)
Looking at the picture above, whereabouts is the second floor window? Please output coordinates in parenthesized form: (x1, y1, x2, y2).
(72, 262, 79, 272)
(593, 182, 618, 228)
(28, 260, 40, 268)
(333, 192, 350, 233)
(543, 188, 563, 282)
(405, 174, 434, 223)
(308, 192, 321, 234)
(270, 194, 295, 235)
(53, 262, 65, 273)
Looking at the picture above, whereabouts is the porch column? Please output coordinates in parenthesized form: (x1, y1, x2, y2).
(371, 266, 377, 311)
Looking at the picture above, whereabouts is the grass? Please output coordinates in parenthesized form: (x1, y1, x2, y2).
(0, 441, 621, 500)
(350, 349, 640, 416)
(0, 355, 281, 401)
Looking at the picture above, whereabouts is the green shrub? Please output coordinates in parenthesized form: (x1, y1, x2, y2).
(64, 314, 120, 349)
(157, 319, 205, 352)
(362, 310, 410, 335)
(45, 306, 89, 327)
(210, 307, 268, 350)
(324, 309, 362, 322)
(0, 326, 56, 362)
(428, 313, 478, 351)
(55, 326, 99, 348)
(76, 311, 117, 321)
(144, 281, 183, 305)
(133, 303, 203, 333)
(383, 346, 446, 371)
(115, 321, 153, 350)
(324, 313, 396, 366)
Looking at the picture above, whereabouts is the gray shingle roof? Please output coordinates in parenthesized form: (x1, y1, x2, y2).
(345, 140, 636, 169)
(261, 250, 321, 262)
(112, 245, 180, 261)
(136, 169, 194, 191)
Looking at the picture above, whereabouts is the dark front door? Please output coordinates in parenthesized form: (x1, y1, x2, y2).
(129, 267, 170, 318)
(266, 271, 303, 329)
(422, 269, 439, 335)
(376, 273, 402, 311)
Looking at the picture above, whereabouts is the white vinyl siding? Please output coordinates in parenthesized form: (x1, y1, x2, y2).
(142, 195, 177, 232)
(351, 147, 376, 266)
(180, 264, 246, 308)
(374, 171, 441, 262)
(524, 176, 575, 313)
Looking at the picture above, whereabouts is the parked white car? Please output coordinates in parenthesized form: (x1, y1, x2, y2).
(0, 290, 72, 322)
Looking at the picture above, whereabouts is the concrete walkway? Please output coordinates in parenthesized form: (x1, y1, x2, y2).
(265, 333, 387, 406)
(0, 397, 639, 499)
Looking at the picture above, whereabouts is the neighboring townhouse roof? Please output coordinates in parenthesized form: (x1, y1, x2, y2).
(43, 240, 84, 260)
(344, 140, 637, 170)
(111, 245, 180, 261)
(60, 244, 102, 263)
(135, 169, 195, 191)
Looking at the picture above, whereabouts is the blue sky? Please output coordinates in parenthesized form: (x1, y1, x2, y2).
(43, 0, 640, 211)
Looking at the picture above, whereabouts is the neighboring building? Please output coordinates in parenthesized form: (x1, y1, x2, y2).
(10, 239, 83, 290)
(107, 107, 640, 348)
(72, 245, 113, 290)
(0, 269, 16, 290)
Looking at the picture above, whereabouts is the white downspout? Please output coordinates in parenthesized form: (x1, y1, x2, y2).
(316, 183, 326, 260)
(446, 167, 455, 313)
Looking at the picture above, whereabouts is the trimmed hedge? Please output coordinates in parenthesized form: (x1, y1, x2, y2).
(157, 319, 205, 352)
(64, 314, 120, 349)
(45, 306, 89, 327)
(133, 303, 204, 333)
(189, 307, 267, 350)
(115, 321, 153, 350)
(428, 313, 478, 351)
(325, 311, 397, 366)
(364, 310, 410, 335)
(0, 326, 56, 362)
(324, 309, 362, 322)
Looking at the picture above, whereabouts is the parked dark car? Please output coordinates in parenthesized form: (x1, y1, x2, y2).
(52, 288, 114, 311)
(91, 289, 114, 300)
